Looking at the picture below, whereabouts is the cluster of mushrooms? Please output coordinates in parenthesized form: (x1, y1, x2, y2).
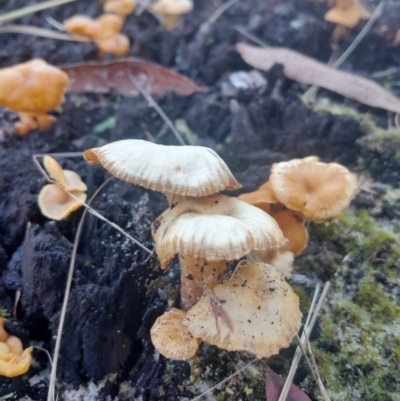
(64, 0, 193, 56)
(76, 139, 358, 361)
(64, 0, 136, 57)
(0, 59, 69, 135)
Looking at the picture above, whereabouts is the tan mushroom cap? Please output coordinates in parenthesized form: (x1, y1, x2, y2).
(96, 33, 130, 57)
(38, 184, 87, 221)
(272, 210, 308, 256)
(184, 263, 302, 358)
(88, 14, 124, 39)
(324, 0, 370, 28)
(43, 156, 87, 192)
(64, 15, 97, 36)
(269, 156, 357, 223)
(104, 0, 136, 15)
(152, 0, 193, 15)
(84, 140, 241, 197)
(153, 194, 285, 268)
(151, 308, 200, 360)
(0, 319, 32, 378)
(0, 59, 69, 114)
(238, 187, 278, 213)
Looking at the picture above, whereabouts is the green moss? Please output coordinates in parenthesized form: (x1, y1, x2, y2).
(292, 285, 311, 312)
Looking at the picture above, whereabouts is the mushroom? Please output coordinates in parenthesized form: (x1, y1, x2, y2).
(272, 210, 308, 256)
(38, 156, 87, 221)
(152, 0, 193, 30)
(183, 262, 302, 358)
(269, 156, 358, 223)
(64, 13, 129, 57)
(324, 0, 370, 28)
(63, 15, 98, 36)
(104, 0, 136, 16)
(152, 194, 285, 310)
(96, 33, 130, 57)
(83, 139, 241, 202)
(88, 14, 125, 39)
(0, 318, 32, 378)
(0, 59, 69, 135)
(150, 308, 199, 360)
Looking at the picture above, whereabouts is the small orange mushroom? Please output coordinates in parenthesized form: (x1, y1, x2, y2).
(152, 0, 194, 30)
(325, 0, 370, 29)
(0, 60, 69, 135)
(238, 181, 278, 213)
(96, 33, 130, 57)
(0, 318, 32, 378)
(63, 15, 98, 36)
(104, 0, 136, 16)
(63, 13, 129, 57)
(272, 210, 308, 256)
(269, 156, 357, 223)
(38, 156, 87, 221)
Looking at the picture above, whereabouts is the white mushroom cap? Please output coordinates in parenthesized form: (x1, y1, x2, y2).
(150, 308, 199, 360)
(84, 140, 240, 197)
(184, 263, 302, 358)
(153, 194, 285, 268)
(43, 156, 87, 192)
(152, 0, 193, 15)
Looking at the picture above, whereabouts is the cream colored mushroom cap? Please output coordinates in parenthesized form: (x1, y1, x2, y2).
(152, 0, 193, 15)
(43, 156, 87, 192)
(84, 140, 241, 197)
(269, 156, 357, 223)
(151, 308, 199, 360)
(38, 184, 86, 221)
(153, 194, 285, 268)
(184, 263, 302, 358)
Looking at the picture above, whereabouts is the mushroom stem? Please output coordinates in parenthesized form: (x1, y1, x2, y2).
(163, 14, 179, 30)
(15, 112, 38, 136)
(179, 255, 226, 311)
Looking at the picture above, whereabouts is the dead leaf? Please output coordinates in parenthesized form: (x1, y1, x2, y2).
(236, 43, 400, 114)
(266, 368, 311, 401)
(62, 58, 206, 97)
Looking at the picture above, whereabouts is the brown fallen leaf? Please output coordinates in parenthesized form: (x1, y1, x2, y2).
(62, 58, 206, 96)
(266, 368, 312, 401)
(236, 43, 400, 114)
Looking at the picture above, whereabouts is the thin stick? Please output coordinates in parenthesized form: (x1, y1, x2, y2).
(207, 0, 241, 25)
(235, 26, 269, 48)
(191, 358, 258, 401)
(295, 335, 319, 383)
(332, 1, 384, 70)
(303, 1, 384, 100)
(278, 281, 330, 401)
(44, 15, 66, 31)
(47, 177, 113, 401)
(129, 77, 186, 146)
(32, 154, 153, 254)
(33, 346, 53, 367)
(303, 334, 331, 401)
(0, 25, 91, 41)
(0, 0, 78, 24)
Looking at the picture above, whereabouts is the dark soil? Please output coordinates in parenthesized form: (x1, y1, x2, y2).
(0, 0, 400, 400)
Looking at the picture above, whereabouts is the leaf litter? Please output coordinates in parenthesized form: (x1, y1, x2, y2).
(236, 42, 400, 114)
(62, 58, 207, 97)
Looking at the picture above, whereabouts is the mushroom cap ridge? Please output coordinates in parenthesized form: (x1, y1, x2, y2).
(84, 139, 241, 197)
(153, 194, 285, 268)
